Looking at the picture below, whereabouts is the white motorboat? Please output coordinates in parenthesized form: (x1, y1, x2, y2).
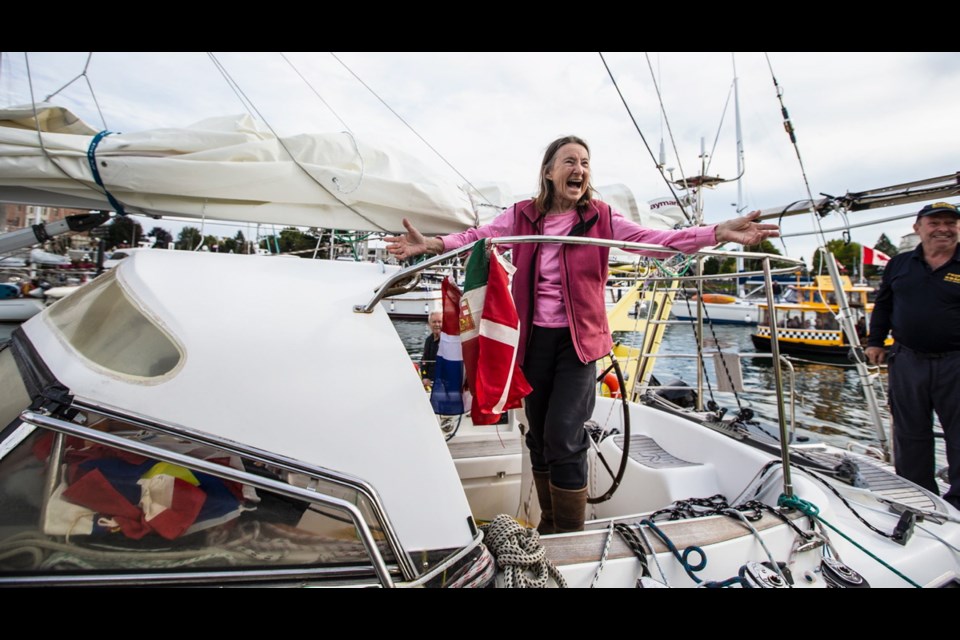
(671, 292, 760, 326)
(380, 282, 442, 319)
(0, 282, 44, 322)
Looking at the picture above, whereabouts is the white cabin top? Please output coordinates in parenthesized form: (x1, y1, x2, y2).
(21, 250, 474, 552)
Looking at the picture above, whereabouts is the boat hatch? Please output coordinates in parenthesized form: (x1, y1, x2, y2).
(46, 270, 182, 379)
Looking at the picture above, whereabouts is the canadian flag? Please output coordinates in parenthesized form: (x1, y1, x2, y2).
(863, 246, 891, 267)
(459, 239, 532, 425)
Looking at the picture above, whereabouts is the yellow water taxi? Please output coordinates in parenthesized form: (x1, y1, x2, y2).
(751, 275, 892, 362)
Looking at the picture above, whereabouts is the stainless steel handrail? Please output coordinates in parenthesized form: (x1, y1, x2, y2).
(19, 411, 399, 587)
(381, 271, 422, 298)
(355, 235, 804, 314)
(68, 399, 420, 581)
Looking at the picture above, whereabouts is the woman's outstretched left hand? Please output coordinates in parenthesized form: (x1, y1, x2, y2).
(715, 210, 780, 246)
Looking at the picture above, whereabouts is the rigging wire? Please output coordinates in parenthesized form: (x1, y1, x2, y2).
(328, 52, 495, 218)
(656, 54, 664, 163)
(642, 53, 694, 219)
(764, 52, 837, 254)
(23, 53, 129, 217)
(43, 53, 109, 131)
(702, 80, 734, 178)
(732, 53, 748, 214)
(206, 53, 257, 120)
(279, 53, 352, 133)
(278, 54, 365, 195)
(597, 52, 694, 225)
(644, 55, 744, 220)
(206, 52, 385, 232)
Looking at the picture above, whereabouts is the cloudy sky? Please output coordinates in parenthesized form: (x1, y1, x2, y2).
(2, 52, 957, 264)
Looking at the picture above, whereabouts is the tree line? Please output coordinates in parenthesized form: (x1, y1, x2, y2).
(99, 216, 903, 272)
(98, 216, 361, 259)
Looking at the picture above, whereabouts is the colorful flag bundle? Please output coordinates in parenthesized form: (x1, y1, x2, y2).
(429, 239, 532, 424)
(43, 441, 253, 540)
(458, 239, 532, 425)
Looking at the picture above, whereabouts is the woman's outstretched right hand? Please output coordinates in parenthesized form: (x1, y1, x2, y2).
(385, 218, 439, 260)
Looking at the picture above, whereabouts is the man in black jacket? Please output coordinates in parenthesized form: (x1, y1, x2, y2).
(867, 202, 960, 509)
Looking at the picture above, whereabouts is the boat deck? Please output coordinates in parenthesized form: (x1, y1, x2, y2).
(613, 433, 700, 468)
(798, 450, 941, 512)
(541, 509, 804, 566)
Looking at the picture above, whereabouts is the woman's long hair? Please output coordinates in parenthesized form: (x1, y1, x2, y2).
(533, 135, 595, 214)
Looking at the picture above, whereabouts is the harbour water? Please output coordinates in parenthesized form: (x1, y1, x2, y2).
(392, 317, 949, 470)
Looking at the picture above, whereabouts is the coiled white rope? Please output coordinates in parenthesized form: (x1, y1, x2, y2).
(480, 514, 567, 588)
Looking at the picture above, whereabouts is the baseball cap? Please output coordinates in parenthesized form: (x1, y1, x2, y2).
(917, 202, 960, 218)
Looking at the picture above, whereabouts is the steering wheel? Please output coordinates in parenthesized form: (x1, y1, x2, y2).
(588, 354, 630, 504)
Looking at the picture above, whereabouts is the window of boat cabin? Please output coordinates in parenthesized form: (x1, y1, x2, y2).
(0, 408, 398, 584)
(45, 270, 182, 378)
(814, 311, 839, 330)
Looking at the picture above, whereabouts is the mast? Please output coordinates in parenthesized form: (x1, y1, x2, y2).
(821, 248, 890, 459)
(733, 53, 746, 297)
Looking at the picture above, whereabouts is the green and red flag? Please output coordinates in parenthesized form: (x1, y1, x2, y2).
(459, 239, 532, 425)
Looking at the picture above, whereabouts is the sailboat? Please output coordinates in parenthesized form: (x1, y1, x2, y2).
(2, 99, 960, 587)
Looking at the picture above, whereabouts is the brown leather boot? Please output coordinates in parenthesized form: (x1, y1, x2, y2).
(551, 483, 588, 533)
(533, 470, 555, 535)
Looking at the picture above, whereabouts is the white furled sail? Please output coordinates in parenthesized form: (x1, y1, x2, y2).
(0, 104, 478, 235)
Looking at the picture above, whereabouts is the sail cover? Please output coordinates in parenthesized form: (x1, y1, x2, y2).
(0, 104, 478, 234)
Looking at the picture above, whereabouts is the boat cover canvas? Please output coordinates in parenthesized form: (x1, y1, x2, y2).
(0, 104, 479, 235)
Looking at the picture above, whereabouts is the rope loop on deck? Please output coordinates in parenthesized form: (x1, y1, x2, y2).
(640, 518, 707, 583)
(479, 514, 567, 588)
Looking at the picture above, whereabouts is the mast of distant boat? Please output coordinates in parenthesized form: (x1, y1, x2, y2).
(820, 249, 890, 459)
(733, 54, 746, 297)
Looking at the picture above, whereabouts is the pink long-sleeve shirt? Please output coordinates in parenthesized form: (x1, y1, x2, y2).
(441, 204, 718, 327)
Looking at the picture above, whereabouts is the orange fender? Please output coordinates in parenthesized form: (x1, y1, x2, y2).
(600, 372, 621, 398)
